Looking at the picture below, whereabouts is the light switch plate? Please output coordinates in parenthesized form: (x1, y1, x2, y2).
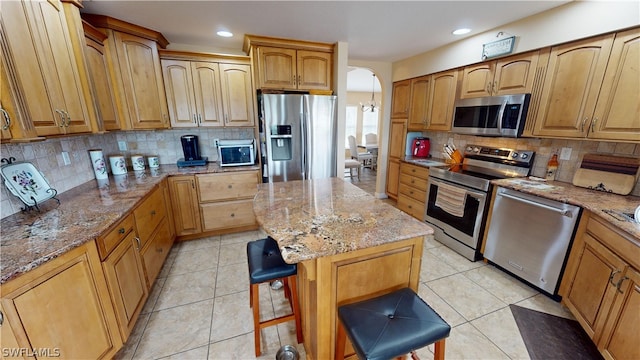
(560, 147, 572, 161)
(118, 141, 127, 151)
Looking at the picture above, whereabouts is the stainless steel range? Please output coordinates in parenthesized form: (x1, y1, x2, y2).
(424, 145, 535, 261)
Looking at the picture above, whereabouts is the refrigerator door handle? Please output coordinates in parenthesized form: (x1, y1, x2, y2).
(300, 110, 307, 179)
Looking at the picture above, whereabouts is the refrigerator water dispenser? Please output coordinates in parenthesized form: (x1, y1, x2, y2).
(270, 136, 292, 160)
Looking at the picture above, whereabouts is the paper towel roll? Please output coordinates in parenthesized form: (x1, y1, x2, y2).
(89, 149, 108, 180)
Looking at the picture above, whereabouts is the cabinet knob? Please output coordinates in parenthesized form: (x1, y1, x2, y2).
(228, 184, 232, 189)
(230, 213, 235, 217)
(151, 210, 156, 216)
(118, 228, 125, 234)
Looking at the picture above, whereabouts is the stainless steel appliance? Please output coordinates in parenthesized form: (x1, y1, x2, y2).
(484, 187, 581, 297)
(216, 139, 255, 167)
(261, 94, 337, 182)
(452, 93, 531, 137)
(425, 145, 535, 261)
(177, 135, 207, 167)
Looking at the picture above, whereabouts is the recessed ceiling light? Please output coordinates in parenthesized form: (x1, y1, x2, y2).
(217, 30, 233, 38)
(452, 28, 471, 35)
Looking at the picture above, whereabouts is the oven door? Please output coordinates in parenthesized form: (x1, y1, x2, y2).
(424, 177, 488, 258)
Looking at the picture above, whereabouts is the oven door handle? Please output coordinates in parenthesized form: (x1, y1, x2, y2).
(428, 178, 487, 200)
(499, 192, 572, 217)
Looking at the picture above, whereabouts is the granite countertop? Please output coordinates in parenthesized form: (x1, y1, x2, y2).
(253, 177, 434, 264)
(0, 163, 260, 284)
(492, 178, 640, 240)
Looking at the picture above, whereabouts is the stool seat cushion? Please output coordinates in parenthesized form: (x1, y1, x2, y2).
(247, 237, 296, 284)
(338, 288, 450, 360)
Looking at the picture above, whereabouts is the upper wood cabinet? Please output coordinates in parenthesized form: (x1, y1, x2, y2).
(83, 14, 170, 130)
(408, 70, 458, 131)
(160, 51, 255, 128)
(460, 50, 540, 99)
(532, 33, 633, 140)
(83, 20, 120, 131)
(1, 0, 94, 137)
(244, 35, 333, 91)
(390, 80, 412, 118)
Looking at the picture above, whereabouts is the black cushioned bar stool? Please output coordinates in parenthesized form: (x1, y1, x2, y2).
(247, 237, 303, 356)
(335, 287, 451, 360)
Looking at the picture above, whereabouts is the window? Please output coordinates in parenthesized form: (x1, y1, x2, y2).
(345, 106, 357, 145)
(362, 109, 379, 144)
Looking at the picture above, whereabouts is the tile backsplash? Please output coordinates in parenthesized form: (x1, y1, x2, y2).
(423, 131, 640, 197)
(0, 128, 255, 218)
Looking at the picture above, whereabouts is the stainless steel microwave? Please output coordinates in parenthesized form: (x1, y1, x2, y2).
(216, 139, 255, 167)
(451, 93, 531, 137)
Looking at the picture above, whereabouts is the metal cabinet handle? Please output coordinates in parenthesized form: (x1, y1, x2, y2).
(590, 118, 598, 134)
(191, 180, 195, 189)
(55, 109, 65, 127)
(0, 108, 10, 130)
(581, 117, 588, 132)
(0, 310, 4, 326)
(493, 80, 497, 94)
(609, 269, 621, 287)
(615, 276, 629, 293)
(135, 237, 141, 250)
(198, 114, 202, 124)
(62, 110, 71, 126)
(486, 83, 491, 94)
(224, 114, 228, 124)
(193, 114, 197, 123)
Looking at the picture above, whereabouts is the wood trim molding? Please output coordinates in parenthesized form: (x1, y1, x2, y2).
(158, 50, 250, 64)
(81, 14, 170, 48)
(243, 34, 334, 54)
(82, 20, 107, 43)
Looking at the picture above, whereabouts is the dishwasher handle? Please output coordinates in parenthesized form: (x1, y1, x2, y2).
(499, 191, 573, 218)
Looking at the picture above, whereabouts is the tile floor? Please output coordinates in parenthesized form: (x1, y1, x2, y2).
(115, 169, 576, 359)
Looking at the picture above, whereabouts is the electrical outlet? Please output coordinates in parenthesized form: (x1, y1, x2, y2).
(61, 151, 71, 165)
(213, 138, 219, 147)
(118, 141, 127, 151)
(560, 147, 572, 161)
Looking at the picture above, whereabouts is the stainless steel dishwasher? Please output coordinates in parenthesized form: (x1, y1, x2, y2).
(484, 186, 581, 297)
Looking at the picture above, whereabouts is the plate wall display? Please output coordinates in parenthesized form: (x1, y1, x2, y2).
(0, 160, 58, 207)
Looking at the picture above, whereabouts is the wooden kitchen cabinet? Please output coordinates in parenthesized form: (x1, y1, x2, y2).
(196, 171, 260, 233)
(408, 70, 458, 131)
(533, 33, 616, 139)
(83, 20, 120, 131)
(385, 118, 407, 200)
(1, 0, 94, 137)
(244, 35, 333, 91)
(0, 242, 122, 360)
(397, 162, 429, 219)
(168, 175, 202, 236)
(390, 80, 411, 118)
(83, 14, 170, 130)
(460, 50, 540, 99)
(560, 212, 640, 359)
(101, 221, 148, 340)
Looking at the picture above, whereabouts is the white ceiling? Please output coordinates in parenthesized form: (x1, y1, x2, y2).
(81, 0, 571, 91)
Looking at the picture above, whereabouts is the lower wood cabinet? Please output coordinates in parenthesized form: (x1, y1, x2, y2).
(560, 212, 640, 360)
(168, 175, 202, 236)
(140, 220, 174, 286)
(200, 199, 255, 231)
(397, 162, 429, 220)
(0, 242, 122, 360)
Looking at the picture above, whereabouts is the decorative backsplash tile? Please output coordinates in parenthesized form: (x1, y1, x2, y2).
(0, 128, 255, 218)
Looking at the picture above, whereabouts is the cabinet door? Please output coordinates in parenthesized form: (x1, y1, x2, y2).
(168, 176, 202, 236)
(192, 62, 224, 127)
(564, 232, 627, 339)
(0, 303, 28, 360)
(102, 231, 148, 340)
(1, 59, 16, 141)
(493, 51, 539, 96)
(197, 171, 259, 202)
(200, 199, 256, 231)
(385, 159, 401, 200)
(388, 119, 407, 160)
(113, 32, 169, 129)
(296, 50, 332, 90)
(390, 80, 411, 118)
(427, 70, 458, 131)
(598, 267, 640, 360)
(162, 59, 198, 127)
(134, 185, 168, 247)
(219, 63, 255, 126)
(408, 76, 430, 130)
(85, 31, 120, 131)
(256, 46, 297, 90)
(534, 34, 614, 138)
(590, 28, 640, 142)
(460, 62, 494, 99)
(141, 220, 173, 287)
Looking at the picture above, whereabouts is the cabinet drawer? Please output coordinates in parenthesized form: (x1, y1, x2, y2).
(97, 214, 135, 260)
(397, 195, 425, 220)
(200, 199, 256, 231)
(197, 171, 258, 202)
(399, 173, 428, 192)
(398, 183, 427, 202)
(141, 220, 173, 287)
(400, 163, 429, 179)
(134, 186, 167, 246)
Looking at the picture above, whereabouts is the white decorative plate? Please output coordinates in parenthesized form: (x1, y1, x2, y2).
(1, 161, 56, 206)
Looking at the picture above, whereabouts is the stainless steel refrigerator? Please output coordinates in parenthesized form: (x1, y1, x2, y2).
(261, 94, 337, 182)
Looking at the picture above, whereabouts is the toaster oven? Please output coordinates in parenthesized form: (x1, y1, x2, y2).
(217, 139, 255, 167)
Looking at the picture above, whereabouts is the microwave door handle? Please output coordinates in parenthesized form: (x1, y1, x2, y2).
(497, 100, 508, 133)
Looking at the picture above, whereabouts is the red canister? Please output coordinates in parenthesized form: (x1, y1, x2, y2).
(411, 137, 430, 158)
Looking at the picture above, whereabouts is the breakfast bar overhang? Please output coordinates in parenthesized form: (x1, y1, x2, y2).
(253, 178, 434, 359)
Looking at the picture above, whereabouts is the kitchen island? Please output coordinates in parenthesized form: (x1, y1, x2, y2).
(253, 177, 434, 359)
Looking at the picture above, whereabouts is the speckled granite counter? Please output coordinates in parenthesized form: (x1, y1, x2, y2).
(492, 178, 640, 240)
(253, 177, 434, 263)
(0, 163, 259, 284)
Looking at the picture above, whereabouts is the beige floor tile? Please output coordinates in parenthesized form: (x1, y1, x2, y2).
(153, 269, 217, 311)
(221, 230, 263, 244)
(161, 345, 209, 359)
(218, 240, 250, 267)
(141, 277, 165, 315)
(428, 245, 486, 272)
(170, 246, 220, 275)
(215, 262, 249, 296)
(210, 291, 255, 343)
(418, 283, 466, 327)
(463, 265, 539, 304)
(178, 236, 221, 253)
(423, 234, 443, 249)
(515, 293, 575, 319)
(133, 299, 213, 359)
(114, 312, 149, 360)
(471, 307, 531, 360)
(420, 250, 459, 282)
(428, 273, 506, 321)
(442, 322, 510, 359)
(208, 329, 280, 360)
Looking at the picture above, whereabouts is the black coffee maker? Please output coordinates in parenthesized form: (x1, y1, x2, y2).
(177, 135, 208, 167)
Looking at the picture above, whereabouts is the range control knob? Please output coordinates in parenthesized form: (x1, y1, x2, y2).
(521, 153, 529, 159)
(466, 146, 473, 152)
(511, 152, 519, 158)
